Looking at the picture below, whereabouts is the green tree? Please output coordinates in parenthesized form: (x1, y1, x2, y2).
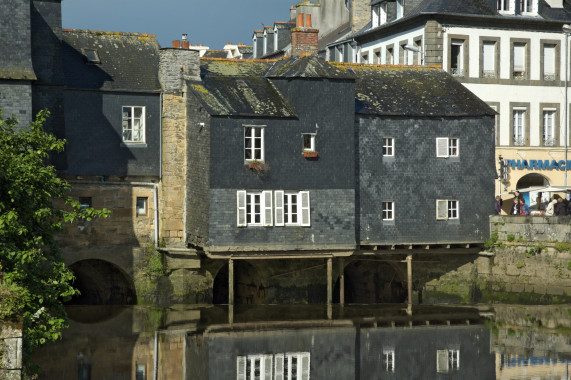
(0, 110, 109, 357)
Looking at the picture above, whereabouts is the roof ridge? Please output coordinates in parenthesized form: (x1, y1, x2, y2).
(331, 62, 442, 71)
(200, 57, 277, 62)
(62, 29, 156, 38)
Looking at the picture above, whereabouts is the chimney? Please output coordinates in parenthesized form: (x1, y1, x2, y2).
(182, 40, 190, 49)
(291, 12, 318, 57)
(172, 40, 181, 48)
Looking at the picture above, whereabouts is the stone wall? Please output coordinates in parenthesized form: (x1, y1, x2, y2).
(491, 215, 571, 242)
(424, 20, 444, 66)
(0, 320, 22, 380)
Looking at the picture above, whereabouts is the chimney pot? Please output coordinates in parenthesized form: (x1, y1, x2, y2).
(200, 43, 203, 46)
(181, 40, 190, 49)
(297, 13, 304, 27)
(306, 14, 312, 28)
(182, 33, 188, 41)
(172, 40, 181, 48)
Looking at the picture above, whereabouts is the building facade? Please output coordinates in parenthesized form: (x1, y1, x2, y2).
(327, 0, 571, 210)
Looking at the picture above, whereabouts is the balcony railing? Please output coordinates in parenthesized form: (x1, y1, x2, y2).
(513, 137, 526, 146)
(482, 70, 497, 78)
(543, 137, 555, 147)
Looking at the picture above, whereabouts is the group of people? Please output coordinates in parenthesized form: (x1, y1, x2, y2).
(494, 190, 571, 216)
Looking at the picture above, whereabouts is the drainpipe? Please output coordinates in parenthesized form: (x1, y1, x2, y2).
(153, 330, 159, 380)
(155, 91, 163, 249)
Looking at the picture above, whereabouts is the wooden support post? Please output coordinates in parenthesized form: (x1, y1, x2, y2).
(406, 255, 412, 316)
(339, 258, 345, 306)
(327, 258, 333, 305)
(229, 259, 234, 305)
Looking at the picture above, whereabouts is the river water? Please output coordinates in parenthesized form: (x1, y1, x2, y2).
(31, 304, 571, 380)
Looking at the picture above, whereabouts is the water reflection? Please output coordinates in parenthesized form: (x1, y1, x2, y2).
(31, 304, 571, 380)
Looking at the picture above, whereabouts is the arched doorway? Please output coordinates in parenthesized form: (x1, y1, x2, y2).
(516, 173, 550, 208)
(67, 259, 136, 305)
(212, 261, 267, 304)
(336, 260, 406, 304)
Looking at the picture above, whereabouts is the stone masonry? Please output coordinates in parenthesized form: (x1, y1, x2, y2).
(424, 20, 444, 66)
(0, 320, 22, 380)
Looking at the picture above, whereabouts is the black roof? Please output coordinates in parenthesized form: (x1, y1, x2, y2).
(332, 63, 496, 117)
(62, 30, 160, 92)
(265, 55, 353, 79)
(203, 50, 229, 59)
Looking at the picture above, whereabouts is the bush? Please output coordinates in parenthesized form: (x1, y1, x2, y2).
(0, 282, 26, 321)
(485, 232, 499, 249)
(555, 242, 571, 252)
(507, 234, 516, 242)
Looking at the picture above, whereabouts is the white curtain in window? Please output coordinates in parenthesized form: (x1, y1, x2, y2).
(544, 45, 555, 75)
(483, 42, 495, 72)
(513, 44, 525, 72)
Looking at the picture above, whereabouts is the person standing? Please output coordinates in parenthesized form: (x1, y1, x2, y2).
(494, 195, 502, 215)
(555, 196, 568, 216)
(546, 199, 557, 216)
(519, 198, 530, 215)
(511, 192, 521, 215)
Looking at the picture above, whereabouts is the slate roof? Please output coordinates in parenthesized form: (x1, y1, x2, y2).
(331, 63, 496, 117)
(203, 50, 229, 58)
(62, 29, 160, 92)
(200, 58, 275, 78)
(187, 76, 296, 118)
(265, 55, 353, 79)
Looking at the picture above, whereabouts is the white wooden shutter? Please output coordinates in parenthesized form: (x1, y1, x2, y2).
(513, 44, 525, 72)
(436, 200, 448, 220)
(300, 353, 310, 380)
(274, 191, 284, 226)
(544, 45, 555, 75)
(436, 350, 449, 373)
(237, 356, 247, 380)
(436, 138, 449, 157)
(483, 42, 495, 72)
(300, 192, 311, 227)
(274, 354, 284, 380)
(264, 355, 273, 380)
(263, 190, 273, 226)
(237, 191, 247, 227)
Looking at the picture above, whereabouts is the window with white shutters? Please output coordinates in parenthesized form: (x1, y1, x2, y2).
(482, 41, 496, 78)
(237, 356, 247, 380)
(436, 138, 459, 158)
(237, 191, 247, 227)
(543, 44, 555, 81)
(513, 43, 526, 78)
(237, 191, 273, 227)
(274, 354, 284, 380)
(300, 191, 310, 227)
(240, 191, 309, 228)
(436, 350, 449, 373)
(274, 191, 285, 226)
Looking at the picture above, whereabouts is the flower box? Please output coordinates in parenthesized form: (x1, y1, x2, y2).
(303, 151, 318, 158)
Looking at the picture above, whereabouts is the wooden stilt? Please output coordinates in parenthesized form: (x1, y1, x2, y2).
(339, 258, 345, 306)
(406, 255, 412, 316)
(327, 258, 332, 305)
(229, 258, 234, 305)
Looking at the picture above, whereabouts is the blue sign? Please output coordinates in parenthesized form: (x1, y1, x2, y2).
(506, 159, 571, 170)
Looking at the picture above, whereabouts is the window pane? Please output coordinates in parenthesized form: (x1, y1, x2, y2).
(134, 107, 143, 118)
(483, 42, 495, 73)
(513, 44, 525, 72)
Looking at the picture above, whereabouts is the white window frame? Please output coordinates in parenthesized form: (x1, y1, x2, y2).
(274, 191, 310, 227)
(520, 0, 537, 14)
(396, 0, 404, 19)
(284, 352, 310, 380)
(482, 41, 496, 78)
(237, 355, 274, 380)
(513, 108, 526, 146)
(436, 199, 459, 220)
(382, 137, 394, 157)
(383, 349, 395, 372)
(122, 106, 146, 143)
(513, 43, 526, 79)
(372, 4, 380, 28)
(136, 197, 147, 216)
(380, 3, 387, 25)
(436, 349, 460, 373)
(543, 109, 556, 146)
(302, 133, 316, 152)
(386, 47, 394, 65)
(382, 201, 394, 221)
(244, 125, 265, 162)
(497, 0, 515, 14)
(436, 138, 459, 158)
(274, 27, 279, 51)
(450, 40, 464, 76)
(237, 190, 273, 227)
(543, 44, 556, 81)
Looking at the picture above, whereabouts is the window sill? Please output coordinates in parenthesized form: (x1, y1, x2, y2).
(382, 220, 395, 226)
(121, 142, 147, 148)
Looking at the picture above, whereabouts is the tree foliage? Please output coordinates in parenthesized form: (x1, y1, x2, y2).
(0, 110, 109, 354)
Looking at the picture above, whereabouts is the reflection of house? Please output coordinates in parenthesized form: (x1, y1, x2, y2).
(326, 0, 571, 208)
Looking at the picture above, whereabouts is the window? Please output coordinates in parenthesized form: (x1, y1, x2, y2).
(135, 364, 146, 380)
(382, 202, 394, 221)
(513, 109, 526, 146)
(283, 353, 310, 380)
(436, 138, 459, 158)
(513, 43, 526, 79)
(543, 109, 556, 146)
(244, 126, 264, 161)
(386, 47, 394, 64)
(274, 191, 310, 227)
(520, 0, 536, 13)
(382, 137, 394, 156)
(543, 44, 556, 81)
(136, 197, 148, 216)
(497, 0, 514, 13)
(237, 191, 273, 227)
(436, 200, 459, 220)
(238, 353, 310, 380)
(122, 106, 145, 143)
(82, 49, 100, 64)
(79, 197, 92, 209)
(400, 44, 408, 65)
(372, 3, 387, 27)
(302, 133, 316, 152)
(237, 355, 274, 380)
(361, 53, 369, 64)
(437, 349, 460, 372)
(413, 38, 422, 64)
(482, 41, 496, 78)
(383, 349, 395, 372)
(396, 0, 404, 19)
(374, 50, 381, 64)
(450, 40, 464, 76)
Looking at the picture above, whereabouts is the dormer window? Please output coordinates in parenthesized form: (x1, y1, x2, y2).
(263, 31, 268, 55)
(274, 27, 278, 50)
(82, 49, 100, 64)
(520, 0, 537, 14)
(372, 3, 387, 28)
(396, 0, 405, 19)
(497, 0, 515, 14)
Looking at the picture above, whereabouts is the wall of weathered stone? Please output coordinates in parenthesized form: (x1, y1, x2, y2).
(491, 215, 571, 242)
(0, 320, 22, 380)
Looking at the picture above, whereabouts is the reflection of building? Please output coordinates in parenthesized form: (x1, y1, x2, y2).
(326, 0, 571, 207)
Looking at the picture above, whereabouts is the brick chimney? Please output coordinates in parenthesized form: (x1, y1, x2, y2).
(290, 13, 318, 57)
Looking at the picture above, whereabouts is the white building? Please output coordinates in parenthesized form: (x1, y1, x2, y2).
(327, 0, 571, 209)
